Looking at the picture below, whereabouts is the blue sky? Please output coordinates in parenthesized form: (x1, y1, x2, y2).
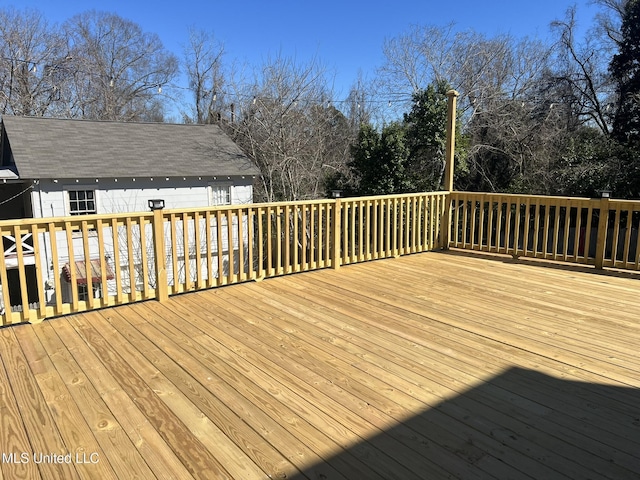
(9, 0, 600, 99)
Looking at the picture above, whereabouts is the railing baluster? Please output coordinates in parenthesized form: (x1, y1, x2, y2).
(542, 201, 553, 258)
(316, 203, 322, 267)
(595, 198, 610, 269)
(246, 208, 254, 280)
(227, 209, 236, 282)
(29, 224, 46, 320)
(79, 220, 93, 310)
(372, 199, 379, 258)
(274, 206, 281, 274)
(324, 203, 331, 266)
(284, 205, 291, 274)
(0, 226, 11, 325)
(495, 197, 503, 252)
(562, 203, 572, 262)
(181, 212, 190, 291)
(293, 205, 299, 273)
(48, 222, 64, 315)
(169, 213, 179, 293)
(194, 211, 203, 288)
(622, 207, 633, 267)
(205, 211, 214, 287)
(301, 205, 307, 270)
(309, 204, 316, 270)
(550, 202, 559, 259)
(256, 207, 264, 278)
(611, 205, 623, 266)
(474, 199, 493, 251)
(503, 198, 511, 253)
(124, 218, 136, 302)
(95, 219, 109, 308)
(453, 194, 461, 248)
(237, 208, 246, 281)
(263, 206, 271, 277)
(66, 220, 80, 310)
(139, 216, 150, 299)
(573, 204, 583, 263)
(216, 209, 225, 285)
(634, 210, 640, 269)
(584, 205, 594, 264)
(512, 200, 521, 256)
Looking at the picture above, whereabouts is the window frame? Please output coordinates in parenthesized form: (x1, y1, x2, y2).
(65, 187, 98, 216)
(209, 183, 232, 206)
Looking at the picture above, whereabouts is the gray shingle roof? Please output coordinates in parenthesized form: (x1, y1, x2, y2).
(1, 116, 259, 179)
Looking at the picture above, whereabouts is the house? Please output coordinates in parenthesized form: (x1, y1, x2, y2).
(0, 116, 259, 312)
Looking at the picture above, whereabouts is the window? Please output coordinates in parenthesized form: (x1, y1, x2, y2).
(77, 284, 101, 301)
(210, 185, 231, 206)
(68, 190, 97, 215)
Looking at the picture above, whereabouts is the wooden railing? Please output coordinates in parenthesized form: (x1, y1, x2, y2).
(340, 193, 446, 265)
(448, 192, 640, 270)
(3, 190, 637, 326)
(0, 192, 447, 325)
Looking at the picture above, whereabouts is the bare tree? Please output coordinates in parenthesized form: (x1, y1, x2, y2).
(0, 8, 70, 116)
(377, 26, 550, 126)
(182, 28, 226, 124)
(224, 54, 352, 201)
(592, 0, 628, 46)
(378, 24, 567, 191)
(63, 11, 178, 121)
(550, 6, 614, 136)
(377, 24, 458, 120)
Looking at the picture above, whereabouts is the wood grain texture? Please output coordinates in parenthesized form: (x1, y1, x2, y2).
(1, 251, 639, 479)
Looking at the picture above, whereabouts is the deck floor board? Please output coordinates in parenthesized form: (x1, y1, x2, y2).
(1, 250, 639, 479)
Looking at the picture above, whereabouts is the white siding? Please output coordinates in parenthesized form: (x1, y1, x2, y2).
(26, 177, 254, 305)
(31, 178, 254, 218)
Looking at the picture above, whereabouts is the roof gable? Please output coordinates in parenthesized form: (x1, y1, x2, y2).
(1, 116, 259, 179)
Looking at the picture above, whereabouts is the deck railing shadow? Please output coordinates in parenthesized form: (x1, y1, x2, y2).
(288, 367, 640, 480)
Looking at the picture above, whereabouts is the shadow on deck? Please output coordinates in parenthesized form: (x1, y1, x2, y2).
(289, 366, 640, 479)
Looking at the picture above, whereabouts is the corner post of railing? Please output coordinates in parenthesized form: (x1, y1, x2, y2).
(441, 89, 459, 250)
(444, 89, 458, 193)
(332, 198, 342, 269)
(152, 208, 169, 302)
(594, 196, 610, 269)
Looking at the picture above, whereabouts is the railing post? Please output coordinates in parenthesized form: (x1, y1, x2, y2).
(152, 209, 169, 302)
(332, 198, 342, 269)
(441, 90, 459, 250)
(444, 90, 459, 193)
(595, 197, 609, 269)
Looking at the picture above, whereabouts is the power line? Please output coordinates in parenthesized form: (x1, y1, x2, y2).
(0, 183, 33, 206)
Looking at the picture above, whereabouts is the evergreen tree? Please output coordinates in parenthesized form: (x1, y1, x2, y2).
(403, 80, 450, 191)
(345, 81, 468, 196)
(610, 0, 640, 145)
(348, 122, 411, 195)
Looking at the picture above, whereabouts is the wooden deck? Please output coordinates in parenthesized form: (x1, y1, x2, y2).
(1, 250, 639, 479)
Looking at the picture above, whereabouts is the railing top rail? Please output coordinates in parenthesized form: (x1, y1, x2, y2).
(452, 191, 640, 205)
(0, 191, 452, 229)
(340, 191, 449, 202)
(161, 198, 336, 215)
(0, 211, 155, 229)
(605, 199, 640, 207)
(451, 191, 596, 202)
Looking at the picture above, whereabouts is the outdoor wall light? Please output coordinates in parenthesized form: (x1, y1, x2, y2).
(598, 189, 612, 199)
(148, 199, 165, 210)
(331, 190, 343, 199)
